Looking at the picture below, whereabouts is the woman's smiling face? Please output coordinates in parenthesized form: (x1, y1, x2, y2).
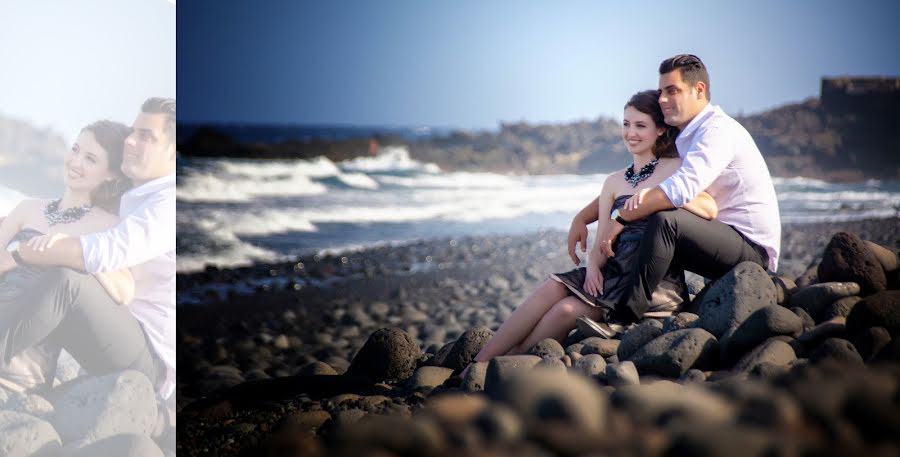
(63, 130, 112, 194)
(622, 105, 663, 156)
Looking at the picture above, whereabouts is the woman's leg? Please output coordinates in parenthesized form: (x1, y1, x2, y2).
(514, 296, 607, 352)
(472, 279, 569, 363)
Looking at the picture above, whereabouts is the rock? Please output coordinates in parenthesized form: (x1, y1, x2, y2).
(863, 240, 899, 272)
(810, 338, 864, 365)
(409, 366, 455, 389)
(484, 355, 542, 396)
(279, 410, 332, 432)
(850, 327, 892, 362)
(790, 307, 816, 331)
(347, 327, 421, 382)
(612, 381, 735, 426)
(62, 434, 165, 457)
(679, 369, 707, 384)
(663, 312, 699, 333)
(666, 424, 774, 457)
(328, 414, 445, 457)
(0, 411, 61, 457)
(273, 334, 291, 350)
(333, 408, 367, 427)
(733, 338, 796, 373)
(489, 367, 608, 434)
(798, 320, 847, 347)
(722, 306, 803, 360)
(795, 265, 818, 288)
(579, 337, 620, 358)
(573, 354, 606, 377)
(528, 338, 565, 359)
(789, 282, 861, 321)
(427, 341, 455, 367)
(6, 393, 54, 420)
(618, 320, 665, 361)
(423, 393, 488, 426)
(771, 275, 797, 306)
(823, 296, 862, 321)
(472, 404, 524, 446)
(296, 361, 337, 376)
(51, 370, 158, 444)
(629, 328, 718, 377)
(461, 361, 488, 391)
(697, 262, 776, 338)
(535, 357, 568, 374)
(846, 290, 900, 337)
(605, 361, 640, 387)
(818, 232, 887, 294)
(441, 326, 493, 372)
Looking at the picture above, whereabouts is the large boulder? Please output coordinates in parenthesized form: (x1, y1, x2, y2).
(721, 305, 803, 361)
(484, 355, 542, 396)
(0, 411, 61, 457)
(733, 338, 797, 373)
(697, 262, 776, 338)
(628, 328, 718, 377)
(441, 326, 493, 372)
(818, 232, 887, 295)
(51, 370, 158, 445)
(347, 328, 421, 381)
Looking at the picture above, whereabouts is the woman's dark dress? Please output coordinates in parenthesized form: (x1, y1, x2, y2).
(551, 195, 688, 317)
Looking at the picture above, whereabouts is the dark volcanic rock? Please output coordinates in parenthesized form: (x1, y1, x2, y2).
(629, 328, 718, 377)
(845, 290, 900, 337)
(442, 326, 494, 372)
(823, 295, 862, 321)
(697, 262, 776, 338)
(789, 282, 860, 321)
(347, 328, 421, 382)
(818, 232, 887, 294)
(810, 338, 864, 365)
(528, 338, 565, 359)
(850, 326, 892, 362)
(863, 240, 899, 272)
(618, 320, 664, 361)
(484, 355, 543, 396)
(791, 307, 816, 331)
(579, 337, 620, 358)
(722, 305, 803, 360)
(733, 338, 797, 373)
(663, 312, 699, 333)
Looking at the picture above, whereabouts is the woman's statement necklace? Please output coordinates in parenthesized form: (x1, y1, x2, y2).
(44, 199, 93, 226)
(624, 159, 659, 188)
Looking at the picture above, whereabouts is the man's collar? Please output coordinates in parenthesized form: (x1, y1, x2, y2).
(126, 174, 175, 198)
(678, 102, 716, 139)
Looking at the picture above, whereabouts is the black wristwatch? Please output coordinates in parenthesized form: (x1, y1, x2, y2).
(610, 209, 629, 225)
(10, 249, 26, 266)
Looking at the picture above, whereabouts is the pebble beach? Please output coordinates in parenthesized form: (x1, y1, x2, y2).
(177, 217, 900, 456)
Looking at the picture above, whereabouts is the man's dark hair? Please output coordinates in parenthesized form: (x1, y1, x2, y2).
(659, 54, 711, 101)
(141, 97, 176, 142)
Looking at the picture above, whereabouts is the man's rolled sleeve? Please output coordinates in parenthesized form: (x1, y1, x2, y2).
(78, 193, 175, 273)
(659, 126, 733, 207)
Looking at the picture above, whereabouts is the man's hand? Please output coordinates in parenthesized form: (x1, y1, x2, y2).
(567, 216, 589, 265)
(25, 233, 70, 252)
(624, 188, 651, 212)
(598, 221, 625, 257)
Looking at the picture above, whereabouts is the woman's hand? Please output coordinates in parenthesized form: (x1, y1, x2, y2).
(583, 265, 604, 298)
(25, 233, 71, 252)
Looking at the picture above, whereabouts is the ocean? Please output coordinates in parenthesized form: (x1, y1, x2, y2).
(174, 146, 900, 273)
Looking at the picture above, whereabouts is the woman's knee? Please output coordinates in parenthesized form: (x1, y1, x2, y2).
(548, 297, 583, 320)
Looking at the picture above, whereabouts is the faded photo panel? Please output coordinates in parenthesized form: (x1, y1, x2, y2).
(0, 0, 175, 455)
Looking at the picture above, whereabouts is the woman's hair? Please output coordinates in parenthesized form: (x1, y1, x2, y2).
(624, 90, 680, 158)
(82, 120, 132, 212)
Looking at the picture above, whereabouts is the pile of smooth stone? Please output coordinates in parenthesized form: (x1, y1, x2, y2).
(0, 370, 175, 457)
(182, 231, 899, 457)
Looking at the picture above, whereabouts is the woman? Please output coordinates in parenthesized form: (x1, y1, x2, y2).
(0, 119, 133, 392)
(468, 90, 718, 366)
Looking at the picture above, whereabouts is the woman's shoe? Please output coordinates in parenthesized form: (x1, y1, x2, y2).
(576, 315, 626, 339)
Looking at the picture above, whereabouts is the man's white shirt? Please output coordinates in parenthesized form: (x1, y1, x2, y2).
(657, 103, 781, 272)
(80, 174, 175, 398)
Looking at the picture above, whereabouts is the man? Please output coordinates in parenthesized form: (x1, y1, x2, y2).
(568, 54, 780, 323)
(5, 97, 176, 401)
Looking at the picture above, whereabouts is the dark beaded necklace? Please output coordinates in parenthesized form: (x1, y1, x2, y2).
(624, 159, 659, 188)
(44, 199, 93, 226)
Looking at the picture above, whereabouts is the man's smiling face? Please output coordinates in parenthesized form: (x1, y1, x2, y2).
(658, 69, 707, 129)
(121, 112, 176, 185)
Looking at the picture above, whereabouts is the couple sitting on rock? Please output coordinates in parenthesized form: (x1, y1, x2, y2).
(470, 54, 781, 366)
(0, 99, 176, 412)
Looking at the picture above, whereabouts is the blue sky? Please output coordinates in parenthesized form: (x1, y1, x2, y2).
(177, 0, 900, 130)
(0, 0, 176, 142)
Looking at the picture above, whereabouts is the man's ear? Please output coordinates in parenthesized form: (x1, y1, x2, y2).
(695, 81, 707, 100)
